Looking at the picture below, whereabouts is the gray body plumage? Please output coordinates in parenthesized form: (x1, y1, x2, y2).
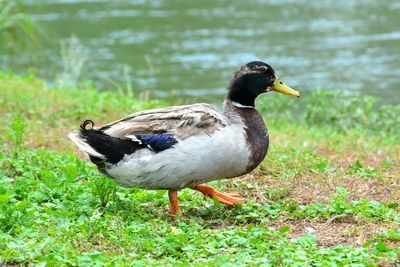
(69, 100, 269, 190)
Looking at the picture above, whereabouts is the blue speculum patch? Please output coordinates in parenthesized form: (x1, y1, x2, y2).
(136, 133, 178, 151)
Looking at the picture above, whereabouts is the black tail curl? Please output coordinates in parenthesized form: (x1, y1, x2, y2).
(78, 119, 146, 165)
(80, 120, 95, 130)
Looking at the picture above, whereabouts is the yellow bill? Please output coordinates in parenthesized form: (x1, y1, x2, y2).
(270, 77, 300, 97)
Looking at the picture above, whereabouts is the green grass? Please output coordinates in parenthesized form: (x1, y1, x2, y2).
(0, 0, 40, 49)
(0, 73, 399, 266)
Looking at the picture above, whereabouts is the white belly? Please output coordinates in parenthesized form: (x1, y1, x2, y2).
(105, 125, 251, 190)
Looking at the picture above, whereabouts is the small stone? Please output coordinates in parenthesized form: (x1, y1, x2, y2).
(305, 227, 316, 234)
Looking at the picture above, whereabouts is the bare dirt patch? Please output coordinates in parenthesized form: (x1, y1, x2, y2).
(284, 174, 400, 204)
(232, 172, 400, 205)
(266, 218, 399, 247)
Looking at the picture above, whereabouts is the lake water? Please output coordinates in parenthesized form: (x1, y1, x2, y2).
(2, 0, 400, 103)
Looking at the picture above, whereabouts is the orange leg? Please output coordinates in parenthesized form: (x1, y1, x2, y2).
(168, 190, 180, 216)
(191, 184, 245, 205)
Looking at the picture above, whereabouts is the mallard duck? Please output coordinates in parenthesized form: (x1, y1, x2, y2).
(69, 61, 300, 215)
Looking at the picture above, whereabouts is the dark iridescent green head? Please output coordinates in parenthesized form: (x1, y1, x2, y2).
(227, 61, 300, 107)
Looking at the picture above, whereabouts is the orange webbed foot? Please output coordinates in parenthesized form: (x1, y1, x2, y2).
(191, 184, 245, 206)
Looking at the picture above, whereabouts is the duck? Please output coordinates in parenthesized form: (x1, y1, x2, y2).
(69, 61, 300, 215)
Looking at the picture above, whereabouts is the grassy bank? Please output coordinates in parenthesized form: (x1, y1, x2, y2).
(0, 73, 399, 266)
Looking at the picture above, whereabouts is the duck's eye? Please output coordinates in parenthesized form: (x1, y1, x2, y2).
(279, 81, 283, 85)
(258, 66, 268, 72)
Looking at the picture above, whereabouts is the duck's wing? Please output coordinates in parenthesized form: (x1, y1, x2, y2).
(98, 103, 229, 143)
(69, 103, 229, 167)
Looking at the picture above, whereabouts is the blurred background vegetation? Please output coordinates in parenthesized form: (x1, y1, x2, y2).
(0, 0, 40, 48)
(0, 0, 399, 104)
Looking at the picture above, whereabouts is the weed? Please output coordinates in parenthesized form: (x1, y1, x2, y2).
(91, 176, 117, 208)
(8, 114, 25, 156)
(348, 160, 378, 178)
(58, 35, 87, 88)
(0, 0, 40, 49)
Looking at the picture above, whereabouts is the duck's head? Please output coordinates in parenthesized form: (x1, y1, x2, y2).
(227, 61, 300, 107)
